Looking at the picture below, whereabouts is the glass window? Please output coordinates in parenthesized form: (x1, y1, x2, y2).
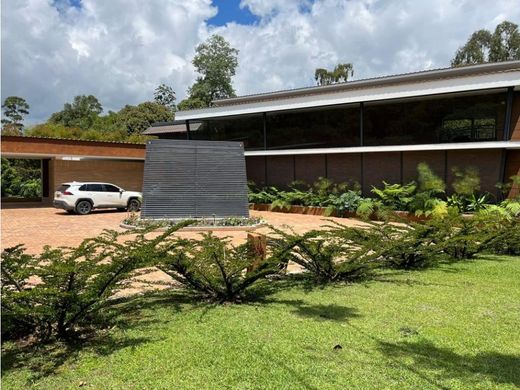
(266, 105, 360, 150)
(104, 184, 121, 192)
(363, 91, 506, 146)
(58, 184, 70, 193)
(78, 185, 87, 191)
(191, 115, 264, 150)
(86, 184, 104, 192)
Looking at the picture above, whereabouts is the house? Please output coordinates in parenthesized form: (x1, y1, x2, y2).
(144, 61, 520, 196)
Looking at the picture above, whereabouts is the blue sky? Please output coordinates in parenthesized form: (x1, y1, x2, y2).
(208, 0, 259, 26)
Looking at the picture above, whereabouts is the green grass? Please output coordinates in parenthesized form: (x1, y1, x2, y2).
(2, 255, 520, 389)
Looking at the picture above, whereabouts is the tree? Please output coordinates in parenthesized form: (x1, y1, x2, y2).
(452, 21, 520, 66)
(154, 84, 177, 112)
(179, 35, 239, 108)
(1, 96, 30, 135)
(314, 63, 354, 86)
(49, 95, 103, 129)
(117, 101, 173, 135)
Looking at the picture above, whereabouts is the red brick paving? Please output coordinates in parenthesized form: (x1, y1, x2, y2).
(1, 207, 366, 295)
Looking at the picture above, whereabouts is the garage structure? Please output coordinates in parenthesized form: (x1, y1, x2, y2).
(1, 136, 145, 206)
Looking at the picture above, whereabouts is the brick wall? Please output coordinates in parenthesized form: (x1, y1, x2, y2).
(52, 160, 144, 192)
(247, 149, 506, 196)
(510, 92, 520, 141)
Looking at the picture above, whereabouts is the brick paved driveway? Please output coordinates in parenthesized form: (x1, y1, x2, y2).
(1, 207, 366, 295)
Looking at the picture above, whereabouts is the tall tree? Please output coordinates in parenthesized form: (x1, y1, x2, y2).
(452, 20, 520, 66)
(314, 63, 354, 86)
(178, 35, 239, 109)
(154, 84, 177, 112)
(117, 101, 173, 135)
(1, 96, 30, 135)
(49, 95, 103, 129)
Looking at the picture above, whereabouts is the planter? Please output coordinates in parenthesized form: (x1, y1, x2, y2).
(120, 222, 265, 232)
(249, 203, 432, 222)
(249, 203, 338, 217)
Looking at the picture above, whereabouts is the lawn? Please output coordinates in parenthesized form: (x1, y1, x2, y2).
(2, 255, 519, 389)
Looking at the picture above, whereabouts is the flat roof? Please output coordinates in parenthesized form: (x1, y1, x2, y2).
(172, 61, 520, 121)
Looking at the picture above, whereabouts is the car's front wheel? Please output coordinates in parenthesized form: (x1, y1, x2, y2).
(75, 200, 92, 215)
(127, 198, 141, 212)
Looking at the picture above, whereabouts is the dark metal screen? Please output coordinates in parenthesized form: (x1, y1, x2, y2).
(141, 139, 249, 219)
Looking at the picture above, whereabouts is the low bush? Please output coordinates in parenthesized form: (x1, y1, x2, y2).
(158, 233, 290, 302)
(270, 226, 380, 283)
(1, 222, 189, 341)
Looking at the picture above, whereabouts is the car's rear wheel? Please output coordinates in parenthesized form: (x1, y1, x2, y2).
(75, 200, 92, 215)
(127, 199, 141, 212)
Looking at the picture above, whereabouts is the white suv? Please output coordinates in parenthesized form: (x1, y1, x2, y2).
(53, 182, 142, 215)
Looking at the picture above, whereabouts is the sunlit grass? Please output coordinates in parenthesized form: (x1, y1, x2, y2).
(2, 255, 519, 389)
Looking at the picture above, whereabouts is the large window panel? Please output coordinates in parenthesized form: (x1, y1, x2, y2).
(266, 105, 360, 150)
(363, 92, 507, 146)
(190, 115, 264, 150)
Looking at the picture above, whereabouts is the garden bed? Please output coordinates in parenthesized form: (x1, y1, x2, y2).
(120, 215, 266, 232)
(248, 203, 428, 222)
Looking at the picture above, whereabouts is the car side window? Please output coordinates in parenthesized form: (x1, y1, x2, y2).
(104, 184, 120, 192)
(87, 184, 104, 192)
(79, 185, 87, 191)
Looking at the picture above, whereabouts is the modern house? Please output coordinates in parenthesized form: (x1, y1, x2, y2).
(145, 61, 520, 196)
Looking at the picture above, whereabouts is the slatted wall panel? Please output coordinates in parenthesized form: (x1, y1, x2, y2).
(141, 140, 249, 219)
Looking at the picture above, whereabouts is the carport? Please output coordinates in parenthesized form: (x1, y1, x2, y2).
(1, 136, 146, 206)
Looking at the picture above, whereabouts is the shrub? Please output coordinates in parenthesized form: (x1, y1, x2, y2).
(376, 222, 443, 269)
(410, 163, 448, 217)
(1, 222, 189, 341)
(433, 215, 482, 259)
(158, 233, 288, 302)
(371, 181, 417, 211)
(270, 227, 379, 283)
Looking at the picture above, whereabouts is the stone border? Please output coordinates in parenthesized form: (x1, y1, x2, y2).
(120, 222, 266, 232)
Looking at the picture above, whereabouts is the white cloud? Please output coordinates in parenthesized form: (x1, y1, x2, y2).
(1, 0, 519, 123)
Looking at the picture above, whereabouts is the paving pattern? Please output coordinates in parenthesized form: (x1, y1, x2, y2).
(1, 207, 367, 295)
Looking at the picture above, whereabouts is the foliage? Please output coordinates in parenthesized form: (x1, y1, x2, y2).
(122, 214, 264, 228)
(371, 181, 417, 210)
(180, 35, 239, 108)
(154, 83, 176, 112)
(1, 96, 30, 134)
(117, 101, 173, 135)
(314, 63, 354, 86)
(271, 227, 378, 283)
(49, 95, 103, 130)
(479, 216, 520, 255)
(451, 166, 480, 196)
(434, 214, 482, 259)
(452, 20, 520, 66)
(158, 233, 284, 302)
(0, 222, 188, 341)
(1, 158, 41, 198)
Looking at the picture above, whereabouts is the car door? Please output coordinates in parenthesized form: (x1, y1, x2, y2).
(103, 184, 126, 206)
(86, 184, 106, 207)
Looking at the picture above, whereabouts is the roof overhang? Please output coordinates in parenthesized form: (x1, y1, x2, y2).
(175, 63, 520, 121)
(244, 141, 520, 157)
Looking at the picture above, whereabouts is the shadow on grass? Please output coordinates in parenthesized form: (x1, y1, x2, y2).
(0, 290, 199, 383)
(1, 334, 158, 382)
(378, 339, 520, 388)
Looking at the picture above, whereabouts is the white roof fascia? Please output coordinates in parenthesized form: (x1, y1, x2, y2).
(1, 152, 145, 161)
(244, 141, 520, 157)
(176, 71, 520, 121)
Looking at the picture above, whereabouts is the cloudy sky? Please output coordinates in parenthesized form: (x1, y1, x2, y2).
(2, 0, 520, 123)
